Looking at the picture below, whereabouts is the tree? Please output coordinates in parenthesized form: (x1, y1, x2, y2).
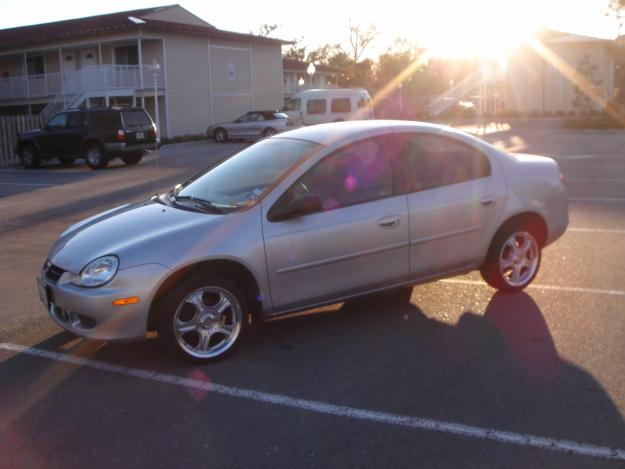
(283, 37, 307, 61)
(606, 0, 625, 36)
(572, 54, 602, 114)
(348, 22, 378, 62)
(256, 23, 278, 37)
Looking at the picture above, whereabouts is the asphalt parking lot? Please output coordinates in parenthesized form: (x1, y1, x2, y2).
(1, 119, 625, 468)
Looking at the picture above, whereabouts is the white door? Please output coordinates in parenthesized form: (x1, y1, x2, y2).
(80, 49, 98, 68)
(393, 132, 506, 279)
(262, 135, 410, 312)
(61, 51, 77, 83)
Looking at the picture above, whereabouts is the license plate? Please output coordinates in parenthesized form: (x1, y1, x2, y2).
(136, 132, 144, 140)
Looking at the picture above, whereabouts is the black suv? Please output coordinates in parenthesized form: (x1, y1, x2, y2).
(16, 107, 158, 169)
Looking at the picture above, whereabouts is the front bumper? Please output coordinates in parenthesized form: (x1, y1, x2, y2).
(38, 263, 170, 341)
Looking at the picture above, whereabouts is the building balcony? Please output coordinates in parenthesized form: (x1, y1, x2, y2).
(0, 64, 165, 101)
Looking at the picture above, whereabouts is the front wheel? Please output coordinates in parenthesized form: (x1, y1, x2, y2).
(480, 227, 541, 292)
(84, 143, 108, 169)
(157, 274, 248, 363)
(121, 153, 143, 166)
(20, 143, 41, 169)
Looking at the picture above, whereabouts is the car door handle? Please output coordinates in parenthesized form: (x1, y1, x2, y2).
(378, 215, 400, 228)
(480, 197, 495, 206)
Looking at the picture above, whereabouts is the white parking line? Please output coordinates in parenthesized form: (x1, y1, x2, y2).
(440, 279, 625, 297)
(0, 182, 54, 187)
(569, 197, 625, 203)
(0, 342, 623, 461)
(566, 178, 625, 183)
(569, 228, 625, 235)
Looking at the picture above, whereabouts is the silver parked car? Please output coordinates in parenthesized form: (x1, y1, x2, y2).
(207, 111, 291, 142)
(38, 121, 568, 363)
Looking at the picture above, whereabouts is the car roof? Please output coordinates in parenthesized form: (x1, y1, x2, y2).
(276, 120, 470, 146)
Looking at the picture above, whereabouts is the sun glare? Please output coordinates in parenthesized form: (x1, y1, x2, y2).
(416, 1, 541, 61)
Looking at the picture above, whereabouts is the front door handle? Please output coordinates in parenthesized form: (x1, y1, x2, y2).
(480, 196, 495, 206)
(378, 215, 400, 228)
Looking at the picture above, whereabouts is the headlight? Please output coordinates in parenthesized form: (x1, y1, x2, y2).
(74, 255, 119, 288)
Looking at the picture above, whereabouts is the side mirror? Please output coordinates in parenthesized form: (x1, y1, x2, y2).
(269, 194, 322, 222)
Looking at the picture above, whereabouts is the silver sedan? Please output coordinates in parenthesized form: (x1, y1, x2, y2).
(207, 111, 291, 142)
(38, 121, 568, 363)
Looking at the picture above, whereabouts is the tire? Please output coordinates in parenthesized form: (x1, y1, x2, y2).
(214, 128, 228, 143)
(480, 225, 541, 292)
(58, 157, 76, 166)
(157, 273, 249, 363)
(121, 153, 143, 166)
(262, 128, 277, 138)
(84, 143, 108, 169)
(20, 143, 41, 169)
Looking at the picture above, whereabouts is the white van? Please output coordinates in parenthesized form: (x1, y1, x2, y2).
(282, 88, 374, 126)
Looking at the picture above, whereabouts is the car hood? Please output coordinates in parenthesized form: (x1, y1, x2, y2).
(49, 201, 223, 273)
(20, 129, 44, 139)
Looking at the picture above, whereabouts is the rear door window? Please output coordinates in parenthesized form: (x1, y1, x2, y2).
(121, 110, 152, 128)
(47, 113, 68, 128)
(397, 133, 491, 191)
(331, 98, 351, 113)
(90, 111, 121, 129)
(306, 99, 327, 114)
(66, 112, 85, 128)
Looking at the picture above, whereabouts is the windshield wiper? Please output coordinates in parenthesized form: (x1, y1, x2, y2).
(172, 195, 225, 214)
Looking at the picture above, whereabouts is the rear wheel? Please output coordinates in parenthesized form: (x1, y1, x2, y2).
(262, 128, 277, 138)
(84, 143, 108, 169)
(480, 226, 541, 292)
(20, 143, 41, 169)
(214, 128, 228, 143)
(157, 273, 248, 363)
(58, 157, 76, 166)
(121, 153, 143, 166)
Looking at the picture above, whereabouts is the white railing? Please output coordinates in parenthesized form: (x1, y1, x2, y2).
(0, 65, 164, 102)
(36, 65, 164, 123)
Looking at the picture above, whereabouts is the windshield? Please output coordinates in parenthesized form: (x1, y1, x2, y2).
(176, 138, 318, 210)
(282, 98, 301, 112)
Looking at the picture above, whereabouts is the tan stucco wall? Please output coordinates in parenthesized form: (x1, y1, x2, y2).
(505, 41, 615, 114)
(163, 33, 211, 136)
(251, 42, 283, 111)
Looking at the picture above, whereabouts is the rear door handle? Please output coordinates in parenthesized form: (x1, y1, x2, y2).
(378, 215, 400, 228)
(480, 196, 495, 206)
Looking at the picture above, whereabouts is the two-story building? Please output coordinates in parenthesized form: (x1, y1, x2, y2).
(282, 58, 340, 100)
(0, 5, 288, 138)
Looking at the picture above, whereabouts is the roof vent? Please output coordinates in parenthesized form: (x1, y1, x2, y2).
(128, 16, 146, 25)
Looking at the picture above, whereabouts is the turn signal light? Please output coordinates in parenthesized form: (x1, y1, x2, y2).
(112, 296, 140, 306)
(116, 130, 126, 141)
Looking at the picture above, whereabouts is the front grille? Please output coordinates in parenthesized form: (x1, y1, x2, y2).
(44, 261, 65, 284)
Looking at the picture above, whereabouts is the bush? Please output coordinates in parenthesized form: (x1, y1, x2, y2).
(563, 113, 624, 129)
(160, 133, 208, 145)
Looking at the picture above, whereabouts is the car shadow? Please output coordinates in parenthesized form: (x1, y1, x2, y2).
(1, 289, 624, 466)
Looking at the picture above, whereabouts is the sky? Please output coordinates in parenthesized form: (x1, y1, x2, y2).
(0, 0, 617, 60)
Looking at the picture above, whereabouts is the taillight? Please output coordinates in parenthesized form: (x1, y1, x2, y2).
(116, 130, 126, 141)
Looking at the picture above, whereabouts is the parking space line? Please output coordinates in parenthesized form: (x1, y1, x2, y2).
(0, 342, 623, 461)
(0, 182, 54, 187)
(440, 279, 625, 297)
(566, 178, 625, 183)
(569, 197, 625, 203)
(569, 228, 625, 235)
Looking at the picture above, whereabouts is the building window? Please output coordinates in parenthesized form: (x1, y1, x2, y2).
(27, 56, 45, 76)
(114, 45, 139, 65)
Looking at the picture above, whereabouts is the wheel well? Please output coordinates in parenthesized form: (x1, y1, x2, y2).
(495, 212, 548, 247)
(147, 260, 263, 331)
(81, 139, 104, 153)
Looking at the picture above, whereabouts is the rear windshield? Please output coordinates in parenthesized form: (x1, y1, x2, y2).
(121, 110, 152, 128)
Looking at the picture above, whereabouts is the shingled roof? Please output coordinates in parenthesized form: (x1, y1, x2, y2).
(0, 5, 289, 51)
